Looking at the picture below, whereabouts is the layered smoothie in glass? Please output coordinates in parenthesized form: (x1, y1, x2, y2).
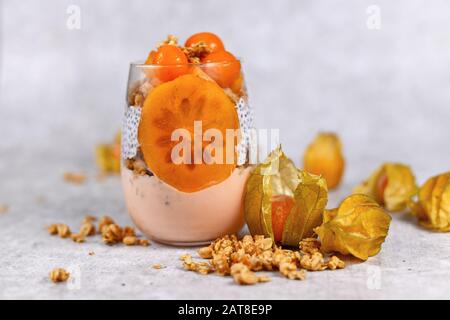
(121, 33, 254, 245)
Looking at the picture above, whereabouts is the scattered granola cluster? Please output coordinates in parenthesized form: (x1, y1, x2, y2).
(47, 215, 150, 247)
(180, 235, 345, 285)
(182, 42, 211, 63)
(49, 268, 70, 283)
(63, 172, 86, 185)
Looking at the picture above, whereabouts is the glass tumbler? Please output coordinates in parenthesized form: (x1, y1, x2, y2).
(121, 60, 254, 246)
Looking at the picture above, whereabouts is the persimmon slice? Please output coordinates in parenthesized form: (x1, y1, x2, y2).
(138, 74, 240, 193)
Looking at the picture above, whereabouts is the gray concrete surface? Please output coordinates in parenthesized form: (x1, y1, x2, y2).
(1, 0, 450, 299)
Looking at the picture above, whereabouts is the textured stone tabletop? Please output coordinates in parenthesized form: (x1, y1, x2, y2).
(1, 0, 450, 300)
(1, 160, 450, 299)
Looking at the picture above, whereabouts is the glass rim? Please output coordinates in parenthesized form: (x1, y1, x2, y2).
(130, 58, 242, 68)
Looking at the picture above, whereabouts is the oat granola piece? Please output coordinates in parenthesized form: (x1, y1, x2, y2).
(198, 246, 213, 259)
(49, 268, 70, 283)
(182, 41, 211, 63)
(230, 263, 259, 285)
(138, 239, 150, 246)
(152, 264, 163, 269)
(211, 253, 230, 275)
(123, 226, 136, 238)
(98, 216, 115, 234)
(128, 80, 153, 108)
(125, 158, 149, 176)
(158, 34, 178, 47)
(63, 172, 86, 184)
(80, 222, 96, 237)
(257, 275, 272, 282)
(180, 254, 214, 275)
(47, 224, 58, 235)
(102, 223, 123, 245)
(134, 93, 144, 107)
(88, 251, 95, 256)
(279, 260, 306, 280)
(122, 236, 138, 246)
(256, 237, 273, 251)
(71, 233, 85, 243)
(327, 255, 345, 270)
(299, 237, 321, 255)
(300, 252, 327, 271)
(56, 224, 71, 238)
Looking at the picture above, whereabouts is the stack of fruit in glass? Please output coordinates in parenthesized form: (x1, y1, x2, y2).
(122, 33, 254, 245)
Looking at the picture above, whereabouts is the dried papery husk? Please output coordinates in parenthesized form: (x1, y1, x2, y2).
(409, 172, 450, 232)
(353, 163, 417, 212)
(314, 194, 391, 261)
(244, 146, 328, 246)
(281, 171, 328, 246)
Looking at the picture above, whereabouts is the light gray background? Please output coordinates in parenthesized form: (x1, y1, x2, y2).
(1, 0, 449, 299)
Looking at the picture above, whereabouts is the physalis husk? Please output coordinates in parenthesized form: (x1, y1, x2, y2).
(95, 131, 121, 174)
(303, 132, 345, 189)
(353, 163, 417, 212)
(314, 194, 391, 261)
(244, 146, 328, 246)
(408, 172, 450, 232)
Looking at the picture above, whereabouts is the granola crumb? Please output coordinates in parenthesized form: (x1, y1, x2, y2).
(181, 254, 214, 275)
(198, 246, 213, 259)
(158, 34, 178, 47)
(152, 263, 163, 269)
(80, 222, 96, 237)
(125, 158, 149, 176)
(138, 239, 150, 247)
(123, 235, 138, 246)
(98, 216, 115, 234)
(63, 172, 86, 184)
(88, 251, 95, 256)
(0, 204, 8, 214)
(279, 260, 306, 280)
(299, 238, 321, 255)
(300, 252, 327, 271)
(47, 224, 58, 235)
(230, 263, 259, 285)
(71, 233, 85, 243)
(56, 224, 71, 238)
(327, 255, 345, 270)
(257, 275, 272, 283)
(102, 223, 123, 245)
(49, 268, 70, 283)
(182, 41, 211, 63)
(123, 226, 136, 238)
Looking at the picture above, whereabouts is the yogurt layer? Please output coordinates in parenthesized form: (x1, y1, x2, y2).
(121, 166, 252, 245)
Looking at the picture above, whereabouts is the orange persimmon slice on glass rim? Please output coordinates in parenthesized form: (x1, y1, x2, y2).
(138, 74, 240, 193)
